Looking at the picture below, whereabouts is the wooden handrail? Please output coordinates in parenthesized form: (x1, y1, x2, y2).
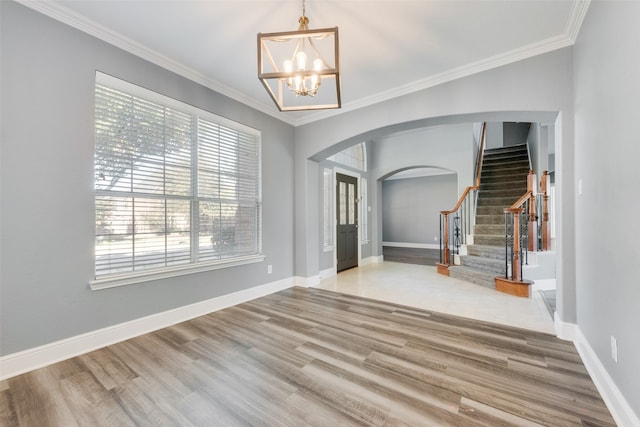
(440, 186, 476, 215)
(440, 123, 487, 216)
(438, 122, 486, 272)
(474, 122, 487, 188)
(506, 191, 532, 211)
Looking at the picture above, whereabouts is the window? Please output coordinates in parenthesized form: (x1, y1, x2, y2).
(361, 178, 368, 242)
(327, 142, 366, 171)
(323, 168, 334, 250)
(93, 73, 261, 288)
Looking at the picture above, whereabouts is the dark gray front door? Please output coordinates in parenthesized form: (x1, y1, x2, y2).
(336, 173, 358, 272)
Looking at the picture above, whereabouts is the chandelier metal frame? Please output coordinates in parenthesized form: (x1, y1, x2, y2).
(257, 1, 341, 112)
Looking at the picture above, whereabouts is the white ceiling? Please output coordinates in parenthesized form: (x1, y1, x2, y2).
(22, 0, 589, 126)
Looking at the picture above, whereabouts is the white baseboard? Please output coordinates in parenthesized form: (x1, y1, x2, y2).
(319, 266, 336, 280)
(0, 277, 294, 381)
(574, 328, 640, 427)
(382, 242, 440, 250)
(361, 255, 381, 266)
(294, 275, 321, 288)
(554, 311, 576, 341)
(373, 255, 384, 263)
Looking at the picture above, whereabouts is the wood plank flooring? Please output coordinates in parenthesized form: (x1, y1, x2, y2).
(382, 247, 440, 266)
(0, 287, 616, 426)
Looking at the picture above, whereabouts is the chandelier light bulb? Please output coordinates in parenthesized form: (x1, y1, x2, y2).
(313, 58, 323, 71)
(284, 59, 293, 73)
(296, 51, 307, 70)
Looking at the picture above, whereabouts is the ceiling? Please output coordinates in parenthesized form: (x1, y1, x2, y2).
(22, 0, 589, 126)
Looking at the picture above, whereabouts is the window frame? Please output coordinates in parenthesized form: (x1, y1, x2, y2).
(90, 72, 263, 290)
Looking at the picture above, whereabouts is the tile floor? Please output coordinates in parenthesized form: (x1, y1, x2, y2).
(315, 261, 556, 335)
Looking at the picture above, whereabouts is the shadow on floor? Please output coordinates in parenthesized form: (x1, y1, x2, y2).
(540, 289, 556, 318)
(382, 246, 440, 266)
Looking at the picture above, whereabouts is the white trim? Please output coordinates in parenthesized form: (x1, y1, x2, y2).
(554, 311, 576, 341)
(15, 0, 293, 126)
(574, 327, 640, 427)
(566, 0, 592, 43)
(295, 5, 590, 127)
(373, 255, 384, 263)
(360, 256, 378, 266)
(293, 275, 321, 288)
(383, 242, 440, 250)
(14, 0, 590, 128)
(0, 277, 294, 380)
(90, 254, 266, 290)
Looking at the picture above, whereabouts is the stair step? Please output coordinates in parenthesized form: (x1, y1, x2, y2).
(475, 214, 505, 225)
(448, 266, 496, 289)
(473, 234, 506, 247)
(481, 169, 530, 181)
(477, 206, 507, 216)
(477, 196, 523, 207)
(481, 180, 528, 191)
(479, 188, 528, 198)
(484, 144, 527, 154)
(460, 255, 504, 274)
(483, 155, 530, 166)
(467, 244, 506, 260)
(474, 224, 505, 235)
(481, 163, 530, 175)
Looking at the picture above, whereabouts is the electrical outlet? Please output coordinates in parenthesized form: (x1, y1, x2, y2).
(434, 236, 438, 242)
(267, 264, 273, 274)
(611, 336, 618, 363)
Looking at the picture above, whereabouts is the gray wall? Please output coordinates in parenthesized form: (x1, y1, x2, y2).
(503, 122, 531, 147)
(573, 0, 640, 413)
(294, 48, 575, 331)
(0, 2, 295, 356)
(382, 174, 457, 244)
(485, 122, 504, 149)
(371, 124, 475, 195)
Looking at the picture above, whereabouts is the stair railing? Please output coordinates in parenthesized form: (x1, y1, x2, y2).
(502, 170, 537, 281)
(539, 170, 551, 251)
(438, 123, 486, 271)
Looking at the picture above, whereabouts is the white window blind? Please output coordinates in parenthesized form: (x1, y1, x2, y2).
(94, 73, 261, 281)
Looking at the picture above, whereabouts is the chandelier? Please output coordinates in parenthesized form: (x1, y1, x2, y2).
(258, 0, 341, 111)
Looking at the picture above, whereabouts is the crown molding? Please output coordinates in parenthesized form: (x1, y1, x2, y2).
(566, 0, 592, 43)
(14, 0, 295, 126)
(293, 0, 592, 127)
(17, 0, 591, 128)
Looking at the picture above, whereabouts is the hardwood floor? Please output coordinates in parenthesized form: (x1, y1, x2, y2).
(382, 247, 440, 266)
(0, 287, 615, 426)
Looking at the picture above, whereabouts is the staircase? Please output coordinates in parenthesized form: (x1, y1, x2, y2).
(448, 144, 530, 288)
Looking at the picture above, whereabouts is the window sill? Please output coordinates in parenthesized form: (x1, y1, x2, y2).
(89, 254, 266, 291)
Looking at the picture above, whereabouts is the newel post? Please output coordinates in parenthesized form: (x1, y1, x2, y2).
(527, 170, 537, 251)
(540, 171, 551, 251)
(495, 207, 533, 297)
(437, 211, 451, 276)
(509, 207, 524, 281)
